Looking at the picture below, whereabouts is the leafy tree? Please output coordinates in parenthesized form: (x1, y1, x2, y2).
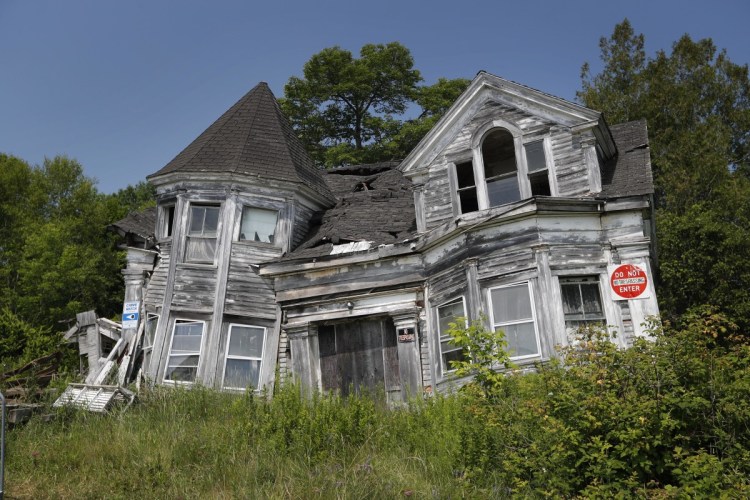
(110, 180, 156, 213)
(579, 21, 750, 328)
(387, 77, 471, 159)
(446, 315, 512, 398)
(281, 43, 470, 167)
(281, 42, 422, 166)
(0, 154, 152, 368)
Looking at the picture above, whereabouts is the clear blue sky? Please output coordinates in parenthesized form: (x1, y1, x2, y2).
(1, 0, 748, 193)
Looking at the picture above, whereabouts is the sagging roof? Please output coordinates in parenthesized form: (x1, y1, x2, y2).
(110, 206, 157, 247)
(147, 82, 335, 202)
(285, 163, 417, 260)
(600, 119, 654, 198)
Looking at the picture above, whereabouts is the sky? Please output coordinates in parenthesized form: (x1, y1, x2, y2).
(1, 0, 748, 194)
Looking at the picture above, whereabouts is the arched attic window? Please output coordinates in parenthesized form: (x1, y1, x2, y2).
(482, 129, 521, 207)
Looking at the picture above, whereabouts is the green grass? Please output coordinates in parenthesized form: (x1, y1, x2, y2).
(7, 316, 750, 498)
(6, 385, 469, 499)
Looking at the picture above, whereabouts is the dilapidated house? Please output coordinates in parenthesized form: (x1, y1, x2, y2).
(112, 71, 659, 399)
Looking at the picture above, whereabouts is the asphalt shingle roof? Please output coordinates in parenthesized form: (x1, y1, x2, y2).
(148, 82, 334, 202)
(111, 206, 157, 240)
(286, 164, 417, 260)
(600, 119, 654, 198)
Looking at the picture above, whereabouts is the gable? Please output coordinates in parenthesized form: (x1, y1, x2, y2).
(399, 71, 613, 179)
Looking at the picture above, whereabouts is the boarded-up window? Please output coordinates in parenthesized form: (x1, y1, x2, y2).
(239, 207, 278, 244)
(437, 298, 467, 375)
(489, 282, 540, 359)
(560, 277, 605, 331)
(186, 205, 220, 263)
(482, 129, 520, 207)
(223, 324, 265, 390)
(164, 320, 204, 383)
(317, 318, 400, 398)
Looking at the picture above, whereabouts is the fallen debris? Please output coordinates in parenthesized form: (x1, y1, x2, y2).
(53, 384, 135, 413)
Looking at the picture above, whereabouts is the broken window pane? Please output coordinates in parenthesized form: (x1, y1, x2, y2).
(560, 277, 605, 331)
(455, 161, 478, 215)
(239, 207, 278, 244)
(482, 129, 521, 207)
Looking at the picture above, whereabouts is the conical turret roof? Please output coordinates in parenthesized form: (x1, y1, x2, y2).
(148, 82, 334, 201)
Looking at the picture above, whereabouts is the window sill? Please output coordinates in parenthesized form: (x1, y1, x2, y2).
(178, 262, 218, 270)
(235, 239, 281, 249)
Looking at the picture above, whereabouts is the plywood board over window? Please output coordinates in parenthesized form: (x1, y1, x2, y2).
(317, 318, 400, 398)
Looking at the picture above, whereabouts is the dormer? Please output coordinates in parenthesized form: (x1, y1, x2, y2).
(400, 71, 617, 232)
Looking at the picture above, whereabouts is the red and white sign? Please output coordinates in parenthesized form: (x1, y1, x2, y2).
(609, 263, 651, 300)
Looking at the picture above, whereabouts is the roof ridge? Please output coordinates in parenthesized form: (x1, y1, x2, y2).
(233, 84, 265, 174)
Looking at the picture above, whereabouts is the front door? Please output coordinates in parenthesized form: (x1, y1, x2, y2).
(318, 317, 401, 399)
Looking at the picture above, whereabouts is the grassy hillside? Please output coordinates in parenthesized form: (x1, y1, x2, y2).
(6, 315, 750, 498)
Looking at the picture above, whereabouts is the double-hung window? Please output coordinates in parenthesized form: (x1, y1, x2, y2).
(452, 128, 555, 215)
(239, 207, 278, 244)
(560, 277, 605, 331)
(524, 140, 551, 196)
(186, 205, 220, 263)
(483, 129, 521, 207)
(455, 161, 479, 215)
(223, 324, 265, 390)
(437, 298, 467, 374)
(488, 282, 540, 359)
(164, 320, 204, 383)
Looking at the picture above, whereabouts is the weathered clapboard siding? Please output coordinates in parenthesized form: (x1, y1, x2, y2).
(144, 242, 171, 307)
(551, 128, 589, 197)
(421, 99, 587, 232)
(547, 246, 608, 274)
(426, 265, 468, 306)
(293, 198, 317, 250)
(423, 163, 454, 230)
(171, 265, 218, 310)
(224, 242, 281, 318)
(273, 255, 423, 296)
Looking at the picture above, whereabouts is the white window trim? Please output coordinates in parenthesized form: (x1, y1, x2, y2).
(142, 313, 159, 376)
(185, 203, 221, 264)
(451, 121, 558, 215)
(487, 281, 542, 361)
(163, 319, 205, 385)
(236, 206, 280, 246)
(158, 204, 176, 240)
(559, 276, 606, 330)
(221, 323, 266, 391)
(436, 296, 468, 376)
(521, 136, 558, 197)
